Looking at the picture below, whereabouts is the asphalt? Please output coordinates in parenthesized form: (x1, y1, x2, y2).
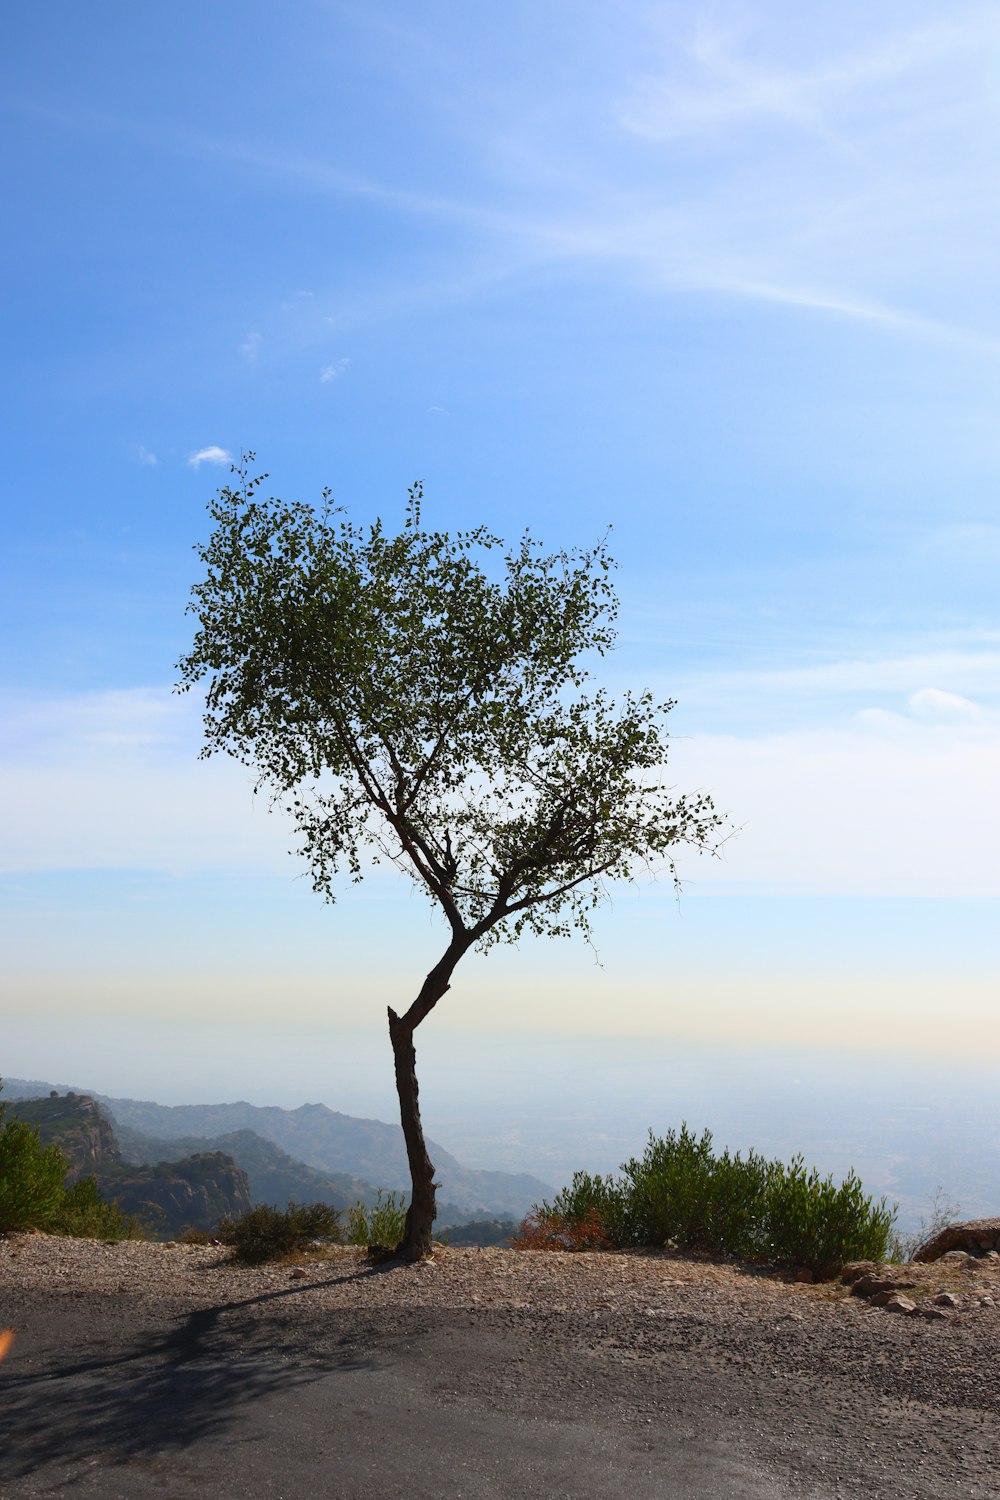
(5, 1270, 1000, 1500)
(0, 1286, 826, 1500)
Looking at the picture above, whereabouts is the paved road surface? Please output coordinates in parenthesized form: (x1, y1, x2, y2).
(0, 1281, 991, 1499)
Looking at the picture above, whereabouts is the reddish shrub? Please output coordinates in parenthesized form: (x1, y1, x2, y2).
(512, 1207, 613, 1252)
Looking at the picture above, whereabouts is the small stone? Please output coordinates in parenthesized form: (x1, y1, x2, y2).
(794, 1268, 814, 1284)
(290, 1267, 308, 1279)
(979, 1295, 995, 1307)
(923, 1306, 950, 1320)
(934, 1292, 961, 1308)
(872, 1291, 917, 1315)
(165, 1241, 177, 1249)
(852, 1273, 915, 1298)
(941, 1250, 969, 1261)
(840, 1261, 878, 1285)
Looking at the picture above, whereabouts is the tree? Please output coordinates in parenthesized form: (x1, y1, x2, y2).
(0, 1082, 70, 1232)
(178, 458, 724, 1260)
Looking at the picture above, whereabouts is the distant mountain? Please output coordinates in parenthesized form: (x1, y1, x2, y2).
(99, 1096, 551, 1220)
(114, 1124, 380, 1213)
(112, 1125, 472, 1228)
(2, 1078, 552, 1221)
(4, 1089, 252, 1236)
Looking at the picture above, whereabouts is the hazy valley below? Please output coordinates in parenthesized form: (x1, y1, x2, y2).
(5, 1028, 997, 1236)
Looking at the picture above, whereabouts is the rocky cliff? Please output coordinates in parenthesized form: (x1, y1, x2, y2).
(98, 1153, 253, 1235)
(7, 1092, 121, 1178)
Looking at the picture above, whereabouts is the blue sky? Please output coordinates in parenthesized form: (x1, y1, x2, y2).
(2, 1, 999, 1100)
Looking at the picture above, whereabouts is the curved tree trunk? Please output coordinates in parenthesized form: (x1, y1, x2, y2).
(388, 1008, 437, 1261)
(387, 938, 469, 1260)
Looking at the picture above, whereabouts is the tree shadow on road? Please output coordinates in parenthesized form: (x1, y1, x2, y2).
(0, 1265, 388, 1483)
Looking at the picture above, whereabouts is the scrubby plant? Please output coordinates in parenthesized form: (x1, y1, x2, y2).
(346, 1190, 408, 1251)
(0, 1086, 71, 1232)
(513, 1206, 614, 1252)
(530, 1170, 627, 1245)
(217, 1201, 342, 1264)
(765, 1157, 894, 1279)
(890, 1186, 962, 1263)
(522, 1125, 896, 1278)
(178, 1226, 214, 1245)
(48, 1177, 143, 1242)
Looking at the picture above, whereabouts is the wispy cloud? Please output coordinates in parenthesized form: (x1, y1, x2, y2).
(14, 8, 1000, 355)
(188, 445, 231, 469)
(617, 15, 1000, 142)
(669, 711, 1000, 898)
(319, 358, 350, 383)
(240, 330, 262, 360)
(135, 445, 158, 466)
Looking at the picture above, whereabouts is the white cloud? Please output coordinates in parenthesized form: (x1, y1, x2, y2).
(136, 445, 158, 466)
(37, 8, 1000, 357)
(3, 676, 999, 900)
(320, 358, 350, 383)
(909, 688, 982, 720)
(647, 644, 1000, 719)
(668, 710, 1000, 899)
(240, 330, 262, 360)
(188, 446, 231, 469)
(0, 688, 295, 877)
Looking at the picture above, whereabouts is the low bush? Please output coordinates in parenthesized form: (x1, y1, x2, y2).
(0, 1104, 68, 1232)
(178, 1226, 214, 1245)
(513, 1206, 614, 1251)
(523, 1124, 896, 1278)
(889, 1186, 962, 1263)
(346, 1189, 408, 1251)
(217, 1202, 342, 1264)
(48, 1178, 143, 1241)
(766, 1156, 894, 1279)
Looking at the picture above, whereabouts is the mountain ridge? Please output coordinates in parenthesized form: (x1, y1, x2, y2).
(2, 1077, 552, 1220)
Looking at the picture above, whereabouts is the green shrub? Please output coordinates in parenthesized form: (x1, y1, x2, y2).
(0, 1089, 69, 1232)
(48, 1177, 143, 1242)
(217, 1201, 342, 1264)
(537, 1170, 627, 1245)
(764, 1157, 878, 1276)
(346, 1189, 408, 1251)
(525, 1125, 896, 1278)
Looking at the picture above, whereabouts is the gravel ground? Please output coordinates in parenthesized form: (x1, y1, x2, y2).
(1, 1234, 998, 1499)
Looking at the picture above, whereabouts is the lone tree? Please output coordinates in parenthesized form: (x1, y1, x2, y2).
(178, 458, 723, 1259)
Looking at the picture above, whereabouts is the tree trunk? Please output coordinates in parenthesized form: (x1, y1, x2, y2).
(387, 941, 468, 1260)
(388, 1009, 437, 1260)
